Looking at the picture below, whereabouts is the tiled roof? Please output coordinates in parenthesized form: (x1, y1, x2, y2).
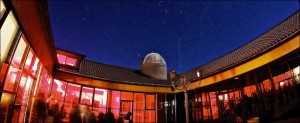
(76, 60, 171, 86)
(183, 10, 300, 81)
(57, 11, 299, 86)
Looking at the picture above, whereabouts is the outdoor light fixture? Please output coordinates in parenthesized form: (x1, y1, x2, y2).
(197, 70, 201, 78)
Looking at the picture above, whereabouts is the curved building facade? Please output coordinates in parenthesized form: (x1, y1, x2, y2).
(0, 1, 299, 123)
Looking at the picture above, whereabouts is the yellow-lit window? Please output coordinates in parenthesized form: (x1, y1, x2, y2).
(1, 12, 19, 65)
(0, 0, 6, 18)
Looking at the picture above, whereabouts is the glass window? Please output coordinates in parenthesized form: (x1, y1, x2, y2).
(51, 79, 67, 101)
(146, 95, 155, 109)
(15, 75, 28, 104)
(24, 50, 33, 71)
(23, 49, 41, 77)
(145, 110, 155, 123)
(285, 71, 292, 79)
(134, 93, 144, 110)
(31, 57, 41, 76)
(57, 54, 66, 64)
(262, 79, 271, 92)
(12, 75, 34, 123)
(81, 86, 94, 105)
(1, 12, 19, 65)
(37, 69, 52, 96)
(10, 36, 27, 68)
(3, 66, 22, 91)
(65, 83, 81, 104)
(202, 92, 210, 120)
(244, 87, 251, 97)
(94, 88, 107, 108)
(121, 91, 133, 100)
(277, 74, 285, 81)
(111, 91, 120, 109)
(66, 57, 77, 66)
(0, 1, 6, 18)
(57, 54, 77, 67)
(134, 111, 144, 123)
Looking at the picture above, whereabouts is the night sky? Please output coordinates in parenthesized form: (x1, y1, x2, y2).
(48, 1, 299, 73)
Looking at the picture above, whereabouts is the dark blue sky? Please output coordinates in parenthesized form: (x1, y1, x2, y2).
(48, 1, 299, 73)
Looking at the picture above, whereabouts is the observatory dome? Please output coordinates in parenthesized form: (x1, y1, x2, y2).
(141, 53, 167, 80)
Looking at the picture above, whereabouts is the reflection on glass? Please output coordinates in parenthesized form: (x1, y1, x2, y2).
(57, 54, 66, 64)
(57, 54, 77, 66)
(94, 88, 107, 107)
(66, 57, 77, 66)
(66, 83, 81, 104)
(3, 66, 22, 91)
(81, 87, 94, 105)
(10, 36, 27, 68)
(52, 79, 67, 101)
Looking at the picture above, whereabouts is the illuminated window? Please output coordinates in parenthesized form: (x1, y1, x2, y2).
(66, 57, 77, 66)
(10, 36, 27, 68)
(57, 54, 66, 64)
(1, 12, 19, 66)
(0, 1, 6, 18)
(3, 66, 22, 91)
(81, 86, 94, 105)
(51, 79, 67, 101)
(121, 92, 133, 100)
(262, 79, 271, 92)
(146, 95, 155, 109)
(244, 87, 251, 97)
(93, 88, 108, 116)
(3, 37, 27, 91)
(24, 49, 41, 76)
(57, 53, 77, 67)
(133, 93, 145, 123)
(24, 50, 33, 70)
(111, 91, 120, 109)
(65, 83, 81, 104)
(209, 92, 218, 119)
(202, 92, 211, 120)
(145, 110, 155, 122)
(12, 75, 34, 123)
(37, 68, 52, 96)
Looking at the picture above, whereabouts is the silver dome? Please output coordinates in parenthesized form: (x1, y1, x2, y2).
(141, 53, 167, 80)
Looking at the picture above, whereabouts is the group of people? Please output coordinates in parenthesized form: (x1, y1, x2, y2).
(34, 92, 65, 123)
(234, 95, 254, 123)
(33, 91, 125, 123)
